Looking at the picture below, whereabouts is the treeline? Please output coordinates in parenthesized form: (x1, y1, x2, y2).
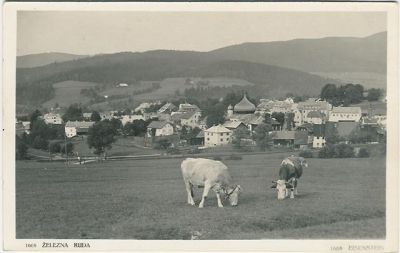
(320, 83, 382, 106)
(16, 80, 55, 106)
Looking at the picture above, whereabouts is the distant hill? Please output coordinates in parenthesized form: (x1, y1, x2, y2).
(17, 32, 387, 107)
(16, 50, 338, 107)
(210, 32, 387, 74)
(17, 52, 89, 68)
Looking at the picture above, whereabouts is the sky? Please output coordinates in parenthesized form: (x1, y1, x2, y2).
(17, 11, 386, 56)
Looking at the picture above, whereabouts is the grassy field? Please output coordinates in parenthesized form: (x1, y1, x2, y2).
(16, 153, 385, 239)
(133, 77, 254, 101)
(42, 81, 99, 108)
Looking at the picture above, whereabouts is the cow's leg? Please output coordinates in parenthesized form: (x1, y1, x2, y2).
(285, 189, 289, 198)
(198, 182, 212, 208)
(184, 180, 195, 206)
(216, 193, 224, 208)
(294, 180, 299, 195)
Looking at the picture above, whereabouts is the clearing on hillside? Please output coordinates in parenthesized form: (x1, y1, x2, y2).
(42, 81, 99, 108)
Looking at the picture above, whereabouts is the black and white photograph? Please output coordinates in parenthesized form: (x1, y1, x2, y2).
(2, 2, 399, 252)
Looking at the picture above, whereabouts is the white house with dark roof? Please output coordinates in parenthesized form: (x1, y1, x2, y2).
(65, 121, 95, 138)
(329, 107, 362, 122)
(146, 121, 174, 137)
(43, 113, 63, 125)
(204, 124, 232, 147)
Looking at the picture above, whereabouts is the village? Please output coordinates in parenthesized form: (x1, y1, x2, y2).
(15, 89, 387, 161)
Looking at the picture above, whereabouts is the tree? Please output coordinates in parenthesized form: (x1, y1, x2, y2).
(284, 112, 295, 131)
(320, 84, 337, 102)
(110, 118, 123, 134)
(154, 138, 171, 149)
(29, 119, 51, 144)
(49, 142, 61, 154)
(367, 89, 382, 101)
(231, 127, 250, 149)
(90, 111, 101, 122)
(325, 124, 341, 145)
(29, 109, 42, 126)
(32, 136, 48, 150)
(253, 123, 272, 151)
(62, 104, 83, 122)
(271, 112, 285, 127)
(87, 120, 117, 157)
(60, 142, 74, 155)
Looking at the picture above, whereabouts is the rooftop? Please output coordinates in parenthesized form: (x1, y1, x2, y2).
(147, 120, 171, 129)
(205, 124, 232, 133)
(332, 107, 362, 114)
(65, 121, 95, 128)
(234, 94, 256, 113)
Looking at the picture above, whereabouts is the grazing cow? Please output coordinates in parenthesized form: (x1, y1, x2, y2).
(181, 158, 242, 208)
(271, 155, 308, 200)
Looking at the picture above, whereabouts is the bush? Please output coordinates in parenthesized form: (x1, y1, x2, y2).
(32, 136, 49, 150)
(318, 143, 354, 158)
(49, 142, 61, 153)
(226, 153, 243, 160)
(154, 138, 172, 150)
(358, 147, 370, 158)
(60, 142, 74, 155)
(167, 147, 180, 155)
(333, 143, 354, 158)
(299, 150, 313, 158)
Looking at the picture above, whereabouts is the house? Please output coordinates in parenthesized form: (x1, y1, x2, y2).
(100, 112, 114, 121)
(180, 111, 202, 128)
(16, 121, 31, 136)
(312, 123, 326, 148)
(294, 99, 332, 125)
(271, 131, 309, 148)
(307, 111, 326, 125)
(18, 121, 31, 135)
(329, 107, 362, 122)
(190, 131, 205, 146)
(43, 113, 63, 125)
(158, 102, 177, 114)
(204, 125, 232, 147)
(178, 103, 200, 113)
(146, 121, 174, 137)
(222, 121, 248, 132)
(65, 121, 95, 138)
(121, 114, 146, 126)
(83, 112, 93, 120)
(296, 123, 313, 134)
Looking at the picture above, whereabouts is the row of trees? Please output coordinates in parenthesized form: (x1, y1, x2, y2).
(320, 83, 382, 106)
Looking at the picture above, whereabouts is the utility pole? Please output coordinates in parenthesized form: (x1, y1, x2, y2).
(65, 133, 68, 166)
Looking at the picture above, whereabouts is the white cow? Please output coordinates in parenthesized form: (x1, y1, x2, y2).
(181, 158, 242, 208)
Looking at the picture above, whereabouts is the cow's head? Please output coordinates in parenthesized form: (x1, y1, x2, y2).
(272, 179, 296, 200)
(224, 185, 242, 206)
(273, 180, 287, 200)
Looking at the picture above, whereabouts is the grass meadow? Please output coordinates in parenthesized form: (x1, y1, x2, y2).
(16, 153, 385, 239)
